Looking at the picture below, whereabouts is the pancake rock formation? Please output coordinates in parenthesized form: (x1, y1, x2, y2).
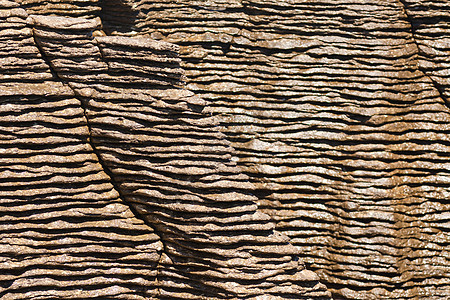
(0, 1, 330, 299)
(2, 0, 450, 299)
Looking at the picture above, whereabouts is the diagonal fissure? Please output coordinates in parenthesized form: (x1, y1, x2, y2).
(30, 22, 169, 291)
(398, 0, 450, 110)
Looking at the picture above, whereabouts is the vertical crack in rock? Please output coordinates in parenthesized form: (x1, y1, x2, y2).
(29, 20, 169, 294)
(398, 0, 450, 109)
(27, 15, 228, 298)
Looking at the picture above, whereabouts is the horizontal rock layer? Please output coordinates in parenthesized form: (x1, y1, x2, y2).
(14, 0, 100, 18)
(99, 0, 450, 299)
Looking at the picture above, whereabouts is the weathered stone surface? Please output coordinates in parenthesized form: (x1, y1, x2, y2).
(0, 1, 331, 299)
(402, 0, 450, 100)
(0, 3, 162, 299)
(98, 0, 450, 299)
(14, 0, 100, 18)
(3, 0, 450, 299)
(30, 14, 330, 299)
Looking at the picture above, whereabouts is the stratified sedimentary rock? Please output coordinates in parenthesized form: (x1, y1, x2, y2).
(14, 0, 100, 18)
(0, 1, 331, 299)
(98, 0, 450, 299)
(402, 0, 450, 100)
(0, 2, 162, 299)
(3, 0, 450, 299)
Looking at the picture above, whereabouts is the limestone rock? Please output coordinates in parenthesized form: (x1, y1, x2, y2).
(99, 0, 450, 298)
(0, 2, 330, 299)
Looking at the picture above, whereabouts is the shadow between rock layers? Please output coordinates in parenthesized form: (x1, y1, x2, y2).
(0, 1, 331, 299)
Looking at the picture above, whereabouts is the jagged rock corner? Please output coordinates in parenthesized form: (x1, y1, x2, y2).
(1, 0, 450, 299)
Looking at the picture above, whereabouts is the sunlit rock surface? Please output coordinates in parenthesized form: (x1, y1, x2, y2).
(0, 1, 330, 299)
(2, 0, 450, 299)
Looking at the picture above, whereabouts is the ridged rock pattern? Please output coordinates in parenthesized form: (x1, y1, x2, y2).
(14, 0, 99, 18)
(0, 2, 162, 299)
(1, 1, 331, 299)
(402, 0, 450, 100)
(99, 0, 450, 299)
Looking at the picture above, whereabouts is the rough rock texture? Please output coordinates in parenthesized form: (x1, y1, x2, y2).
(0, 2, 162, 299)
(14, 0, 100, 18)
(98, 0, 450, 299)
(402, 0, 450, 100)
(3, 0, 450, 299)
(0, 1, 331, 299)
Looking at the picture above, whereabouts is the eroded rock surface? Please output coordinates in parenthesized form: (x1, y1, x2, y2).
(3, 0, 450, 299)
(0, 1, 331, 299)
(0, 3, 162, 299)
(98, 0, 450, 299)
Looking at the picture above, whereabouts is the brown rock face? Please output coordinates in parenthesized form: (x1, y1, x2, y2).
(0, 3, 162, 299)
(2, 0, 450, 299)
(1, 1, 330, 299)
(98, 0, 450, 299)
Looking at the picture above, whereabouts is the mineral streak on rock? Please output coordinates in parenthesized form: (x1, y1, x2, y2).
(97, 0, 450, 299)
(0, 1, 332, 299)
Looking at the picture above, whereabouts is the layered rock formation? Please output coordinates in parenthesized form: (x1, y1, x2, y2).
(98, 0, 450, 299)
(0, 1, 330, 299)
(14, 0, 99, 18)
(402, 0, 450, 100)
(2, 0, 450, 299)
(0, 3, 162, 299)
